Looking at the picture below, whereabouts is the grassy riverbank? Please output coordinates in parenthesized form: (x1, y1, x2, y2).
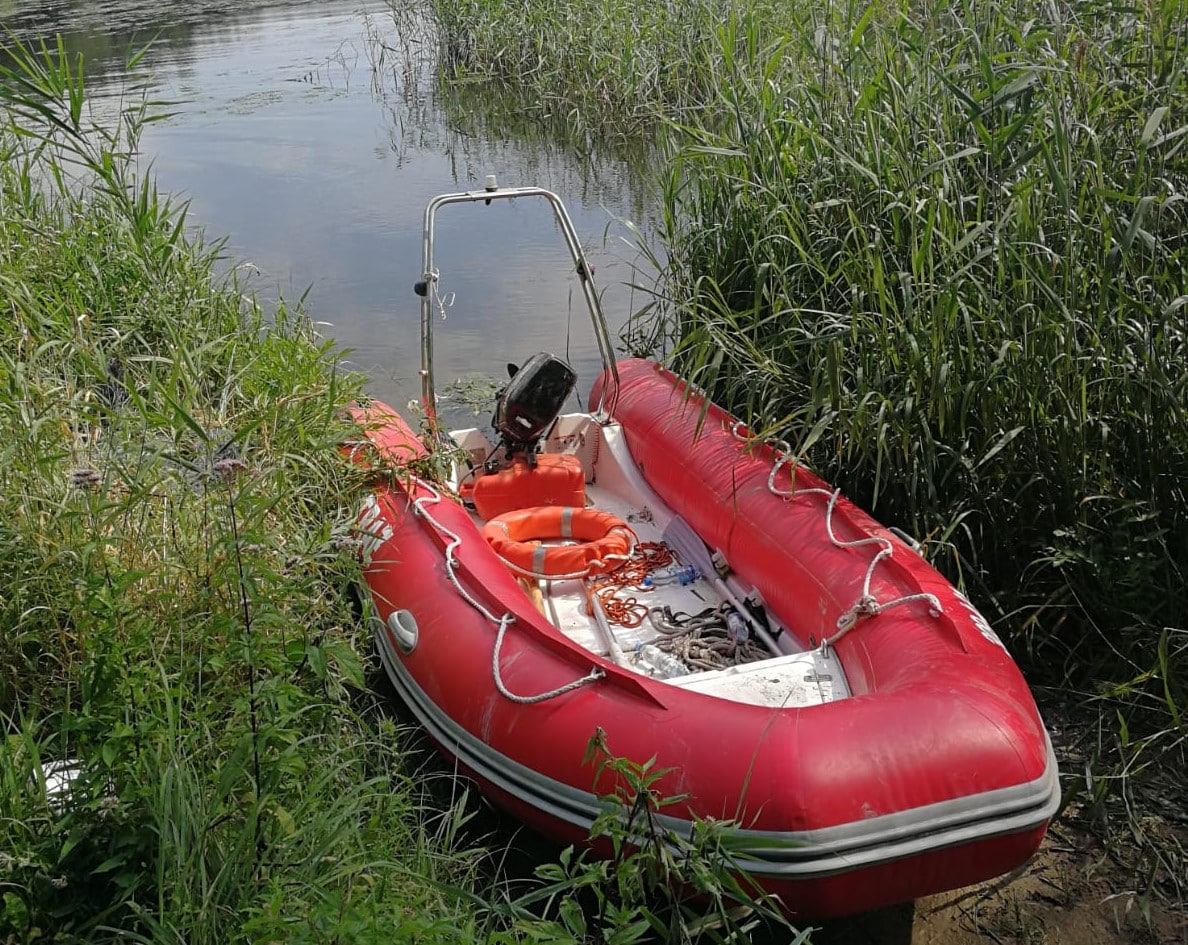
(421, 0, 1188, 911)
(0, 37, 798, 945)
(0, 40, 491, 943)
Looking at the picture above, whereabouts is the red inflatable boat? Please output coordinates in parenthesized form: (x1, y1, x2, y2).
(350, 183, 1059, 918)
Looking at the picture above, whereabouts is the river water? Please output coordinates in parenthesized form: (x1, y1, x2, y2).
(2, 0, 658, 411)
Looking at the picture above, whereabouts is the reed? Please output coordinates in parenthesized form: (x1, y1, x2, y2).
(410, 0, 1188, 896)
(1, 33, 785, 944)
(410, 0, 1188, 688)
(648, 0, 1188, 679)
(0, 37, 485, 942)
(698, 10, 1183, 907)
(417, 0, 772, 138)
(648, 4, 1187, 883)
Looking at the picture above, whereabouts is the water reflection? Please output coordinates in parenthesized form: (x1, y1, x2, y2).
(1, 0, 334, 81)
(2, 0, 660, 408)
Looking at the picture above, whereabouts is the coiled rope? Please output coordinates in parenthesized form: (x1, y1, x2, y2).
(585, 541, 674, 628)
(647, 605, 769, 671)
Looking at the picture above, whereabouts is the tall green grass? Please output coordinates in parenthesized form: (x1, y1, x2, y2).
(0, 37, 487, 943)
(419, 0, 768, 138)
(655, 0, 1188, 895)
(410, 0, 1187, 898)
(648, 0, 1187, 684)
(660, 0, 1188, 893)
(1, 34, 798, 944)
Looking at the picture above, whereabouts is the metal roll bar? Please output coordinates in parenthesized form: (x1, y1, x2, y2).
(415, 176, 621, 433)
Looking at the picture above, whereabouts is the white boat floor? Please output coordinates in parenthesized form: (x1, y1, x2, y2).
(549, 481, 696, 653)
(469, 478, 851, 709)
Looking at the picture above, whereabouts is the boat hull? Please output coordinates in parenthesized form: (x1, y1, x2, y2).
(351, 359, 1060, 918)
(375, 621, 1055, 916)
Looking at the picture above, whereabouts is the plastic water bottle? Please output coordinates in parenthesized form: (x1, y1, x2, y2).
(641, 564, 698, 589)
(638, 644, 688, 679)
(724, 609, 749, 643)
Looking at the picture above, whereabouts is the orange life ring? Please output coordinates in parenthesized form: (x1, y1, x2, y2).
(481, 506, 636, 579)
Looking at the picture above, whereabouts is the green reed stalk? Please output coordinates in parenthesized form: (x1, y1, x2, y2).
(648, 0, 1187, 658)
(634, 2, 1187, 873)
(0, 35, 487, 943)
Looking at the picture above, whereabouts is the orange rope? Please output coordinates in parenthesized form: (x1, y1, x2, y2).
(587, 541, 675, 627)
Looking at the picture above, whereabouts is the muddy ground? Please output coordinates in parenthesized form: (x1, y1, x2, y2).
(915, 827, 1185, 945)
(808, 828, 1186, 944)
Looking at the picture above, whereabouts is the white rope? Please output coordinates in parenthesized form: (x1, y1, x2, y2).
(738, 428, 944, 647)
(820, 488, 941, 645)
(408, 476, 605, 702)
(730, 419, 826, 501)
(492, 550, 636, 583)
(425, 267, 454, 321)
(491, 614, 604, 704)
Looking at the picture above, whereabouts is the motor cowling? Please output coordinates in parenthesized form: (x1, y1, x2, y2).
(493, 353, 576, 454)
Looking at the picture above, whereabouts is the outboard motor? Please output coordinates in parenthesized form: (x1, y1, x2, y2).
(492, 352, 577, 461)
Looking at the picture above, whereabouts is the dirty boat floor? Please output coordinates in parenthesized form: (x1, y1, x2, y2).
(449, 419, 852, 710)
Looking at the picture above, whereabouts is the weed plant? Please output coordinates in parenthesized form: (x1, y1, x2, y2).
(411, 0, 773, 139)
(474, 730, 805, 945)
(0, 34, 794, 945)
(0, 37, 486, 943)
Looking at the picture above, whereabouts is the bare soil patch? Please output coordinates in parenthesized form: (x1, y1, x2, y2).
(809, 703, 1188, 945)
(912, 829, 1186, 945)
